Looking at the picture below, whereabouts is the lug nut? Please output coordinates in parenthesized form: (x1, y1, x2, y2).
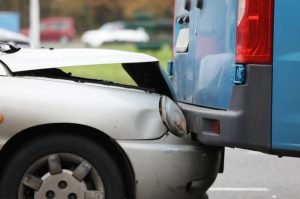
(58, 180, 68, 189)
(68, 193, 77, 199)
(45, 190, 55, 199)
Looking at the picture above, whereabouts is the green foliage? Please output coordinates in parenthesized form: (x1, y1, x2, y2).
(0, 0, 173, 34)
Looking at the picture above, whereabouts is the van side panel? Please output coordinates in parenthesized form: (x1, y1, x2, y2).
(272, 0, 300, 152)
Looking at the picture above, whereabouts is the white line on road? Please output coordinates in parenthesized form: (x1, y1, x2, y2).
(209, 187, 270, 192)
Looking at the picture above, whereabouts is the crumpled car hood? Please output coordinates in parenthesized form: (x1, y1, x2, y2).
(0, 48, 176, 100)
(0, 48, 158, 72)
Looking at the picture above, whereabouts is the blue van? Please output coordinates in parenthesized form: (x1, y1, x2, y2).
(172, 0, 300, 157)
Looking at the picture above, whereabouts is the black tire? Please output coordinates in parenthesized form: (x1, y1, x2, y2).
(0, 132, 125, 199)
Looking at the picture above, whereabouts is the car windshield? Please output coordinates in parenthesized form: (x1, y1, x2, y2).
(50, 22, 69, 31)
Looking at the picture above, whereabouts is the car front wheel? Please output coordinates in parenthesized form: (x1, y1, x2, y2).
(0, 132, 125, 199)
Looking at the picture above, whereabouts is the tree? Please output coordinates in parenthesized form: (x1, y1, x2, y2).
(0, 0, 173, 33)
(121, 0, 173, 18)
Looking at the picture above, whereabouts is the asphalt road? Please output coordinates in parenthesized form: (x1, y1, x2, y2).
(208, 148, 300, 199)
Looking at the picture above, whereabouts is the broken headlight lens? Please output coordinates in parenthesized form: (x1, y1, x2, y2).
(160, 96, 187, 137)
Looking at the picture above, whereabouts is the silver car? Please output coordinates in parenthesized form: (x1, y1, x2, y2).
(0, 43, 220, 199)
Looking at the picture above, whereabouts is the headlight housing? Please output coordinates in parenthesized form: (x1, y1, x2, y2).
(160, 96, 188, 137)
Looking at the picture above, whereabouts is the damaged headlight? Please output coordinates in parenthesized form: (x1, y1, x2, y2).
(160, 96, 188, 137)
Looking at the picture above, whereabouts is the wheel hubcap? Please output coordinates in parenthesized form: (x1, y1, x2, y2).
(19, 153, 105, 199)
(35, 171, 86, 199)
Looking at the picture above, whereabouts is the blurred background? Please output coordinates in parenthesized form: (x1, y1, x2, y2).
(0, 0, 173, 83)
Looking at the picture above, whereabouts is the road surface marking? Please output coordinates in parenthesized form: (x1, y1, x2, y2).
(209, 187, 270, 192)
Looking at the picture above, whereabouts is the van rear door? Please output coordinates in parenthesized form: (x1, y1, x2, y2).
(173, 0, 273, 152)
(173, 0, 237, 110)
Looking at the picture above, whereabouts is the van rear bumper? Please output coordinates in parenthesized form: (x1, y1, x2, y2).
(179, 64, 272, 153)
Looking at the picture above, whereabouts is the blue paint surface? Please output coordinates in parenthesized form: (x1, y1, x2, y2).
(173, 0, 237, 110)
(272, 0, 300, 151)
(0, 12, 20, 32)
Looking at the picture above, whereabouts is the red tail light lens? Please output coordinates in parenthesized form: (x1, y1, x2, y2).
(211, 120, 221, 134)
(236, 0, 274, 64)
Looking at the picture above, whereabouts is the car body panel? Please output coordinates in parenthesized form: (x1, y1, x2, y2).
(118, 133, 220, 199)
(0, 46, 221, 198)
(0, 48, 157, 72)
(272, 0, 300, 152)
(0, 73, 221, 197)
(0, 46, 175, 102)
(0, 66, 6, 76)
(173, 0, 237, 110)
(0, 76, 167, 144)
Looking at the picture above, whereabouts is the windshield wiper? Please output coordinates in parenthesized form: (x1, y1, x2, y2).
(0, 42, 20, 54)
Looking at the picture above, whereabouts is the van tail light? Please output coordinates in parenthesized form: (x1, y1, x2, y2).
(236, 0, 274, 64)
(211, 120, 221, 134)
